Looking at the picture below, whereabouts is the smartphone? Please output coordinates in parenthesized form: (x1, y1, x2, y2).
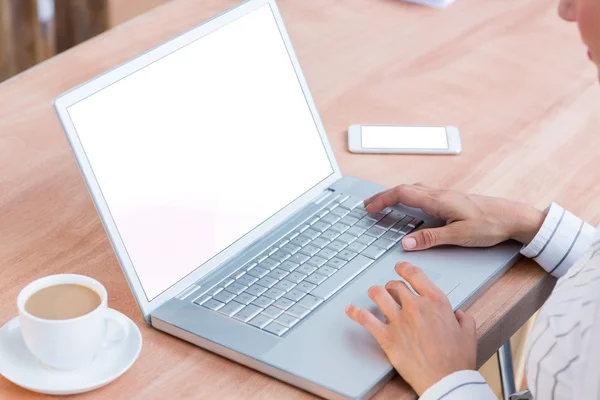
(348, 124, 462, 154)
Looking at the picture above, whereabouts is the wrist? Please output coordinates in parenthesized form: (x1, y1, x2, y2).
(509, 204, 545, 245)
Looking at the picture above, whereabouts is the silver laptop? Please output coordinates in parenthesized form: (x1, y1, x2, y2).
(53, 0, 521, 398)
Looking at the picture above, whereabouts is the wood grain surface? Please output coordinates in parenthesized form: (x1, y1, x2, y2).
(1, 0, 599, 398)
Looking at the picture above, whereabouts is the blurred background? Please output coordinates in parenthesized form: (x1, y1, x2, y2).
(0, 0, 167, 83)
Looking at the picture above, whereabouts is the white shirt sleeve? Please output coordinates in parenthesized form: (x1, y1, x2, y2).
(418, 370, 496, 400)
(520, 203, 597, 277)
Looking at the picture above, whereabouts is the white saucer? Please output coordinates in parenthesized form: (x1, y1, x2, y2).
(0, 309, 142, 395)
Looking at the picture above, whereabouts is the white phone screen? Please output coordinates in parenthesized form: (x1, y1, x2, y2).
(361, 126, 449, 149)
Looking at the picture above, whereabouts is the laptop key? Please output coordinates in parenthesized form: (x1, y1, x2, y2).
(355, 218, 377, 229)
(274, 279, 296, 292)
(264, 321, 289, 336)
(247, 266, 269, 279)
(218, 301, 245, 316)
(321, 213, 340, 225)
(306, 256, 327, 268)
(373, 238, 395, 250)
(297, 294, 323, 310)
(273, 297, 294, 310)
(346, 241, 367, 253)
(311, 255, 374, 300)
(281, 243, 301, 254)
(202, 298, 225, 311)
(361, 245, 386, 260)
(248, 314, 273, 329)
(311, 237, 330, 248)
(193, 294, 211, 306)
(326, 257, 347, 269)
(291, 236, 311, 247)
(246, 284, 268, 297)
(259, 258, 280, 271)
(296, 281, 317, 293)
(338, 249, 358, 261)
(330, 222, 350, 234)
(303, 229, 320, 240)
(311, 221, 331, 232)
(257, 276, 278, 288)
(321, 229, 341, 241)
(305, 272, 328, 285)
(233, 304, 262, 322)
(299, 244, 320, 257)
(365, 211, 389, 222)
(339, 196, 363, 210)
(274, 238, 289, 248)
(276, 313, 300, 328)
(279, 260, 300, 272)
(327, 240, 347, 252)
(296, 264, 317, 275)
(264, 287, 286, 300)
(225, 282, 247, 295)
(365, 226, 387, 238)
(286, 304, 311, 319)
(264, 305, 285, 317)
(213, 290, 236, 304)
(252, 295, 275, 308)
(340, 216, 359, 227)
(285, 271, 306, 283)
(349, 208, 368, 218)
(220, 278, 235, 288)
(317, 266, 337, 277)
(237, 275, 258, 287)
(267, 268, 289, 280)
(331, 207, 349, 218)
(356, 235, 376, 246)
(270, 250, 291, 263)
(234, 292, 257, 305)
(316, 248, 336, 260)
(284, 288, 306, 302)
(346, 226, 367, 237)
(337, 233, 357, 245)
(288, 253, 310, 264)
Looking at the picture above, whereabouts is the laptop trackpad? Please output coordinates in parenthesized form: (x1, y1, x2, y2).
(357, 269, 459, 321)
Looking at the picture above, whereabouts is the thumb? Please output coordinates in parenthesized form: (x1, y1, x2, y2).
(455, 310, 476, 334)
(401, 225, 461, 251)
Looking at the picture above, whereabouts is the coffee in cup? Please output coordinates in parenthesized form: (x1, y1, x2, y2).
(17, 274, 130, 370)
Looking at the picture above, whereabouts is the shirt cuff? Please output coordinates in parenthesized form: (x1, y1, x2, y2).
(520, 203, 596, 278)
(419, 370, 496, 400)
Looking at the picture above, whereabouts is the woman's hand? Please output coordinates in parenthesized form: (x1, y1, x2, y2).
(345, 262, 477, 396)
(364, 183, 545, 251)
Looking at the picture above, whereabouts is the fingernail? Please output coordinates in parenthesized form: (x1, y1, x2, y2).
(365, 203, 374, 212)
(403, 237, 417, 250)
(345, 305, 352, 313)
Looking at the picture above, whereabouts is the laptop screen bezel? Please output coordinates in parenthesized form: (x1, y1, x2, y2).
(53, 0, 342, 321)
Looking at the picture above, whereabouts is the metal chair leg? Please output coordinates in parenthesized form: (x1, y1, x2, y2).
(498, 340, 516, 400)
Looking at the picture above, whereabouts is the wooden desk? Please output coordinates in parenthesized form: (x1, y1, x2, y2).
(1, 0, 599, 398)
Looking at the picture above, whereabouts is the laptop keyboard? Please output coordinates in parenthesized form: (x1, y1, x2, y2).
(193, 193, 423, 336)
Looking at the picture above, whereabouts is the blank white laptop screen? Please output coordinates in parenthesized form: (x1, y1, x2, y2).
(66, 5, 334, 301)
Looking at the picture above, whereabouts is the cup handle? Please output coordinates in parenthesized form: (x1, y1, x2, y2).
(101, 308, 130, 349)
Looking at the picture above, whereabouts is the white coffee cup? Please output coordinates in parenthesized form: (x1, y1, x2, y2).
(17, 274, 130, 370)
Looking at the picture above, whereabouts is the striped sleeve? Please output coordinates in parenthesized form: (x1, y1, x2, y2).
(418, 370, 496, 400)
(520, 203, 596, 278)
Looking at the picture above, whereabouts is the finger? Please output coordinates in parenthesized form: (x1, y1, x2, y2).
(395, 262, 445, 299)
(365, 185, 438, 214)
(364, 183, 431, 208)
(455, 310, 476, 334)
(402, 223, 465, 251)
(345, 304, 387, 339)
(558, 0, 576, 21)
(368, 285, 401, 320)
(385, 279, 415, 308)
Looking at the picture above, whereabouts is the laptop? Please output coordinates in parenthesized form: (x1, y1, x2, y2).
(53, 0, 521, 398)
